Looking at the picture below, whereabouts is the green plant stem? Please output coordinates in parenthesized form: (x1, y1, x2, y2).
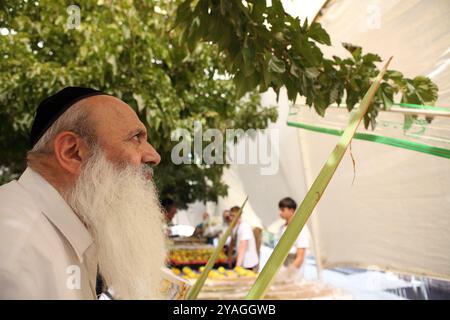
(186, 196, 249, 300)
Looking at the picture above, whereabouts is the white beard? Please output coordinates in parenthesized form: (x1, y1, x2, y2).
(66, 147, 167, 299)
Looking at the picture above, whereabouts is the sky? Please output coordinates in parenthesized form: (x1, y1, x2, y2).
(280, 0, 328, 22)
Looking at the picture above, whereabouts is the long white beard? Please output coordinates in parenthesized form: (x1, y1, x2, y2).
(66, 147, 167, 299)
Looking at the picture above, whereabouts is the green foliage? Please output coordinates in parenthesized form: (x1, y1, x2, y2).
(175, 0, 439, 129)
(0, 0, 440, 207)
(0, 0, 277, 208)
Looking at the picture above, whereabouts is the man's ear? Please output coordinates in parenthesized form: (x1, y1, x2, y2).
(53, 131, 90, 175)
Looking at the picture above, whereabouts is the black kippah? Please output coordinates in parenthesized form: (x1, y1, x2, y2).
(30, 86, 107, 148)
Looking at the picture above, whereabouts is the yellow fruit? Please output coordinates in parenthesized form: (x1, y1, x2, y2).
(182, 266, 191, 273)
(234, 266, 246, 276)
(225, 270, 236, 278)
(171, 268, 181, 275)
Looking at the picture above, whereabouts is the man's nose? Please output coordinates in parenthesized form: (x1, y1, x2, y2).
(142, 141, 161, 166)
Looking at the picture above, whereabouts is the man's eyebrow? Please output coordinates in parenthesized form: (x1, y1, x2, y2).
(127, 128, 147, 138)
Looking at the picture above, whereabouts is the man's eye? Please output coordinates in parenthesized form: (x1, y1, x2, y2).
(132, 135, 140, 142)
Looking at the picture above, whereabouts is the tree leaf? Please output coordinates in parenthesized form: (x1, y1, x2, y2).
(307, 22, 331, 45)
(133, 93, 145, 112)
(268, 55, 285, 73)
(342, 43, 362, 60)
(305, 67, 320, 79)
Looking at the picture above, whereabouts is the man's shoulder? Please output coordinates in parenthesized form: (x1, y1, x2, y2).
(237, 221, 254, 238)
(0, 179, 49, 263)
(0, 179, 42, 219)
(239, 221, 253, 232)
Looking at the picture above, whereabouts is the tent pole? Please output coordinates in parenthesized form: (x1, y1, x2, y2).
(312, 0, 331, 23)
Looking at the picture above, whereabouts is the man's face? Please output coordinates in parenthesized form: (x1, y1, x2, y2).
(279, 207, 294, 221)
(223, 211, 230, 224)
(85, 95, 161, 171)
(228, 210, 238, 223)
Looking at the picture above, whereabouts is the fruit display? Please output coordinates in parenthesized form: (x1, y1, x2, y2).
(171, 266, 257, 280)
(169, 246, 228, 266)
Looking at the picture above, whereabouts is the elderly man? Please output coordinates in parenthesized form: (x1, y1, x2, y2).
(0, 87, 167, 299)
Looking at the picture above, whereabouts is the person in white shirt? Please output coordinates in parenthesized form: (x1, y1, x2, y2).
(229, 206, 259, 270)
(276, 197, 310, 282)
(0, 87, 167, 299)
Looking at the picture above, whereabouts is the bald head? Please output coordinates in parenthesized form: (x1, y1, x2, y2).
(84, 95, 143, 132)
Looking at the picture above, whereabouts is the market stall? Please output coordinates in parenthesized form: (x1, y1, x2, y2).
(169, 243, 229, 270)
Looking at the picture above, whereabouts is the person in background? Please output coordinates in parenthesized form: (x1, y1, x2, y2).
(194, 212, 209, 236)
(222, 210, 231, 226)
(161, 197, 177, 225)
(253, 226, 263, 258)
(161, 198, 177, 237)
(228, 206, 259, 271)
(193, 212, 214, 243)
(221, 210, 232, 240)
(218, 210, 232, 257)
(276, 197, 310, 282)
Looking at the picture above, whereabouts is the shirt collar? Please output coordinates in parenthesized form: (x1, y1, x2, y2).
(18, 167, 93, 263)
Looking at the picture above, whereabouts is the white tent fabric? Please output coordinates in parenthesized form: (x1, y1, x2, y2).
(210, 168, 264, 229)
(317, 0, 450, 107)
(292, 105, 450, 280)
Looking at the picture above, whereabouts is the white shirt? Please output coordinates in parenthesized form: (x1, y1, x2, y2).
(233, 221, 259, 268)
(277, 224, 310, 280)
(277, 224, 310, 253)
(0, 168, 98, 299)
